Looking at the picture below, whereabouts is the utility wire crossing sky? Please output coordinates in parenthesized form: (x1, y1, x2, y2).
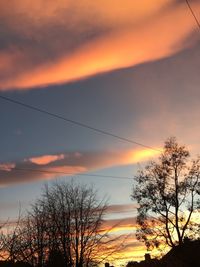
(1, 1, 200, 263)
(0, 94, 161, 152)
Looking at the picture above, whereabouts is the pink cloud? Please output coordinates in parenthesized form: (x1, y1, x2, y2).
(0, 163, 16, 172)
(35, 166, 88, 181)
(27, 154, 65, 165)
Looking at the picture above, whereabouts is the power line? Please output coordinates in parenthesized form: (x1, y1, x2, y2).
(185, 0, 200, 30)
(0, 2, 198, 159)
(0, 166, 133, 181)
(0, 94, 161, 152)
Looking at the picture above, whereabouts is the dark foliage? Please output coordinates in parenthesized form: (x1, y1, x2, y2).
(132, 137, 200, 251)
(0, 261, 32, 267)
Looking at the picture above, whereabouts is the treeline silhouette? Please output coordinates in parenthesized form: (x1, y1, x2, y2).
(2, 239, 199, 267)
(126, 239, 200, 267)
(0, 181, 122, 267)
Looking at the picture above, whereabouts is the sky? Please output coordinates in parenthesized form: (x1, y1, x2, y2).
(1, 0, 200, 265)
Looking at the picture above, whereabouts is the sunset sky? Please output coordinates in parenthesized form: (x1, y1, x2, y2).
(1, 0, 200, 265)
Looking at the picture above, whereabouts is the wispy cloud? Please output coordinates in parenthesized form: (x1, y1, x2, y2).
(0, 0, 199, 90)
(106, 204, 138, 215)
(0, 148, 159, 186)
(0, 163, 16, 172)
(102, 217, 137, 233)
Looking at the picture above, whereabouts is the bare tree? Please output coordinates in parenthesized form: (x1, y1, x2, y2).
(1, 180, 128, 266)
(6, 180, 122, 267)
(0, 221, 7, 260)
(41, 181, 109, 267)
(3, 202, 50, 266)
(131, 137, 200, 251)
(2, 211, 24, 263)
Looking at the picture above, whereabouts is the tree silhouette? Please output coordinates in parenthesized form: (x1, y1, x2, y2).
(5, 181, 121, 267)
(0, 222, 6, 260)
(45, 249, 65, 267)
(131, 137, 200, 251)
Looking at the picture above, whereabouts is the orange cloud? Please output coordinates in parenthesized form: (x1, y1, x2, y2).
(0, 0, 199, 90)
(28, 154, 65, 165)
(101, 217, 137, 234)
(124, 149, 161, 165)
(0, 0, 172, 28)
(0, 148, 160, 186)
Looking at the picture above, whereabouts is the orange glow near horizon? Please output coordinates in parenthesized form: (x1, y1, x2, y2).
(126, 148, 161, 164)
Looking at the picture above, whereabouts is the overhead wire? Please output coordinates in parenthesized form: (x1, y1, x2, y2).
(0, 3, 199, 176)
(0, 94, 161, 181)
(1, 167, 133, 181)
(1, 1, 179, 182)
(185, 0, 200, 30)
(0, 94, 161, 152)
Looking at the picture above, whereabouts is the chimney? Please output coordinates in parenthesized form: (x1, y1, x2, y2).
(145, 253, 151, 262)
